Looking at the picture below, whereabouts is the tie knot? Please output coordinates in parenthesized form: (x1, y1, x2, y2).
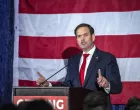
(83, 54, 90, 59)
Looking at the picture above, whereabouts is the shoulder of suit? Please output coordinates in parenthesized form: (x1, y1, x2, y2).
(97, 48, 116, 59)
(69, 52, 82, 59)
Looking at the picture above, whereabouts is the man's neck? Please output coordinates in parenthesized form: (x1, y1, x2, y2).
(83, 44, 94, 53)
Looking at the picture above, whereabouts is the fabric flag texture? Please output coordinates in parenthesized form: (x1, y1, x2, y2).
(13, 0, 140, 104)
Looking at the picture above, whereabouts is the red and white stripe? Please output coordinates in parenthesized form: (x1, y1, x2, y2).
(14, 0, 140, 104)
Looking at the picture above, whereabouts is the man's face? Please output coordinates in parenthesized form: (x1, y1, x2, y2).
(76, 27, 95, 52)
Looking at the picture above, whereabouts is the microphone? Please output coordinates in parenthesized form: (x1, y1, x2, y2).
(39, 64, 68, 86)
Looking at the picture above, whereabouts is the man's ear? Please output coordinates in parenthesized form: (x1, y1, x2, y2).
(92, 34, 95, 42)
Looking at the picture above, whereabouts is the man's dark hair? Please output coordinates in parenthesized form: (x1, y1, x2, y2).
(83, 91, 108, 110)
(125, 97, 140, 110)
(0, 103, 17, 110)
(74, 23, 95, 36)
(23, 99, 53, 110)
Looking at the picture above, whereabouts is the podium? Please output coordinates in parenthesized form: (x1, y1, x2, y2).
(13, 87, 92, 110)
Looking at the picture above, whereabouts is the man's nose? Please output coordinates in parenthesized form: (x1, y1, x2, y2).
(81, 36, 85, 41)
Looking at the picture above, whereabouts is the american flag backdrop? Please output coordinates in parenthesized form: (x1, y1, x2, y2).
(13, 0, 140, 104)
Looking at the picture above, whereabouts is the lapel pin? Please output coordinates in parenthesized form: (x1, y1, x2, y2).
(96, 56, 98, 60)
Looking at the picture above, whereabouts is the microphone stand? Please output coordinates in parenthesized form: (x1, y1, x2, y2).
(39, 64, 68, 86)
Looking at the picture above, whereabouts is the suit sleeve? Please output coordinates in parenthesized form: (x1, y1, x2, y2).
(106, 54, 122, 94)
(61, 57, 72, 87)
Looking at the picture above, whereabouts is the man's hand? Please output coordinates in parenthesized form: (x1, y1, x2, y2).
(97, 69, 109, 88)
(36, 72, 49, 87)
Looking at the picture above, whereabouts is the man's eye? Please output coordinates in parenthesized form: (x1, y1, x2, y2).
(77, 35, 81, 37)
(84, 34, 88, 36)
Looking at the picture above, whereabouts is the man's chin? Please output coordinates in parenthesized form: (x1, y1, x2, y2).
(81, 47, 88, 51)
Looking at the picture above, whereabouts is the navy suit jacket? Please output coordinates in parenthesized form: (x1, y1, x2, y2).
(62, 48, 122, 94)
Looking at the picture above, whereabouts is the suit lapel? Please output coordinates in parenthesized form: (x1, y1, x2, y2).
(83, 48, 100, 87)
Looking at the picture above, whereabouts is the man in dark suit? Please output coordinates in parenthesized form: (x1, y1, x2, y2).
(36, 23, 122, 109)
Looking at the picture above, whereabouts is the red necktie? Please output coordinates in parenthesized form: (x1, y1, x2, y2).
(79, 54, 89, 86)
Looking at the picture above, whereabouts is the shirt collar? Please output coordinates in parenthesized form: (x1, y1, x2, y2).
(83, 45, 96, 56)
